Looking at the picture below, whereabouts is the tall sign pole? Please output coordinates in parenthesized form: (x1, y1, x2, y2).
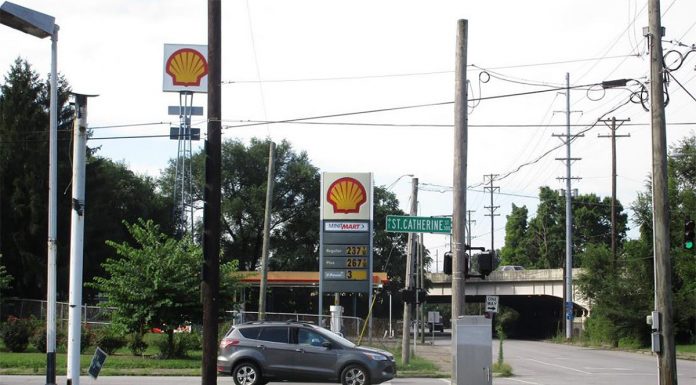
(202, 0, 221, 384)
(648, 1, 677, 383)
(452, 19, 468, 385)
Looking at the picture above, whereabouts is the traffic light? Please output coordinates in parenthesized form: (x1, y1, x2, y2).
(400, 288, 415, 304)
(476, 251, 495, 276)
(416, 288, 428, 304)
(443, 252, 452, 275)
(685, 219, 695, 250)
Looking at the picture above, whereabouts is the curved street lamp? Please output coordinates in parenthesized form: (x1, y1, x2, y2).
(0, 3, 59, 385)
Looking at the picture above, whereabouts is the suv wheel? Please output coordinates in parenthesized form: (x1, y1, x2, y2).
(341, 364, 370, 385)
(232, 361, 261, 385)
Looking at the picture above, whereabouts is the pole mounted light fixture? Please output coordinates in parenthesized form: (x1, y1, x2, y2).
(1, 3, 59, 385)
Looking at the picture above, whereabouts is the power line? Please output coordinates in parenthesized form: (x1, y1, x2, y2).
(220, 55, 638, 84)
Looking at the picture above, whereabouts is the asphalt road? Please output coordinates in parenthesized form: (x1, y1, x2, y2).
(0, 377, 448, 385)
(1, 339, 694, 385)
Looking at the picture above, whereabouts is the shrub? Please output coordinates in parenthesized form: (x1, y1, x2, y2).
(1, 317, 32, 352)
(492, 361, 513, 377)
(94, 327, 127, 355)
(31, 323, 94, 353)
(128, 332, 148, 356)
(155, 331, 201, 358)
(618, 336, 643, 350)
(81, 325, 95, 353)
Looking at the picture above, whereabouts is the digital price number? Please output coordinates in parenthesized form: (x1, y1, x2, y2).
(346, 270, 368, 280)
(346, 257, 367, 268)
(345, 246, 368, 256)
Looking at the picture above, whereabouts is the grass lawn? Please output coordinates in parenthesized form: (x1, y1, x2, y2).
(0, 334, 203, 375)
(369, 342, 443, 377)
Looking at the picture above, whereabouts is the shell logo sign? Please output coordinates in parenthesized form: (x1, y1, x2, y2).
(163, 44, 208, 93)
(322, 173, 372, 220)
(327, 177, 367, 214)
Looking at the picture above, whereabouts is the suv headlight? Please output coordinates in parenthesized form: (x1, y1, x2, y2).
(364, 352, 388, 361)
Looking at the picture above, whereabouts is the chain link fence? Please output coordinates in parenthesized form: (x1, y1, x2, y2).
(1, 298, 114, 325)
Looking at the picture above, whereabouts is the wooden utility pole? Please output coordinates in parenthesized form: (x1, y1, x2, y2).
(648, 1, 677, 383)
(401, 177, 418, 364)
(258, 141, 276, 321)
(202, 1, 221, 384)
(451, 19, 468, 385)
(598, 117, 630, 269)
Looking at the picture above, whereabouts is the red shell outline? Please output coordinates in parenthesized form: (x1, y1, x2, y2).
(326, 177, 367, 214)
(165, 48, 209, 86)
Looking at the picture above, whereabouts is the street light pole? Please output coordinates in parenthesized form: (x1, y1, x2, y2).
(0, 3, 59, 384)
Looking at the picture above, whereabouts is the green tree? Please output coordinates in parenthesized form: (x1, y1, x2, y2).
(499, 204, 530, 266)
(0, 254, 12, 301)
(82, 157, 173, 300)
(0, 59, 73, 299)
(581, 134, 696, 345)
(90, 219, 239, 357)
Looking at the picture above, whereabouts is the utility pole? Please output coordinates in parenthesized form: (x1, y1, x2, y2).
(553, 73, 582, 340)
(466, 210, 476, 247)
(401, 177, 418, 364)
(647, 1, 677, 383)
(258, 141, 276, 321)
(202, 1, 221, 384)
(483, 175, 499, 252)
(451, 19, 468, 385)
(598, 117, 630, 270)
(66, 94, 92, 385)
(419, 233, 426, 344)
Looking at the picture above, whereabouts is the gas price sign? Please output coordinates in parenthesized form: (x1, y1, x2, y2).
(320, 173, 373, 294)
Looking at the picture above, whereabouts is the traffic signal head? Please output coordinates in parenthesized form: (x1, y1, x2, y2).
(476, 251, 495, 276)
(400, 288, 415, 304)
(685, 219, 695, 250)
(443, 252, 452, 275)
(416, 288, 428, 304)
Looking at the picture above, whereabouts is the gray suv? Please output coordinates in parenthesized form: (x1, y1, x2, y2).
(217, 321, 396, 385)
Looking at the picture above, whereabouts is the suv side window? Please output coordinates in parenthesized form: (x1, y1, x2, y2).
(238, 326, 261, 340)
(298, 328, 329, 347)
(258, 326, 289, 343)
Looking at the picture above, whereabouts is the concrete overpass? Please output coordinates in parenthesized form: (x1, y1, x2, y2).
(427, 268, 589, 311)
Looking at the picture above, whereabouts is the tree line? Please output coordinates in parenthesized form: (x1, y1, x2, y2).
(0, 59, 415, 321)
(499, 135, 696, 345)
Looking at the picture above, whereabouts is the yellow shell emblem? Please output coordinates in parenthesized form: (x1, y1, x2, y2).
(327, 177, 367, 214)
(166, 48, 208, 86)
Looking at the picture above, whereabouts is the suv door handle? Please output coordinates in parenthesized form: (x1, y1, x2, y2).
(256, 344, 266, 350)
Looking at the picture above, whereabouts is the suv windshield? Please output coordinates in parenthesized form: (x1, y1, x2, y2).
(312, 325, 356, 348)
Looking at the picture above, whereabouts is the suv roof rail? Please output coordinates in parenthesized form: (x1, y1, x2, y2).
(285, 320, 315, 325)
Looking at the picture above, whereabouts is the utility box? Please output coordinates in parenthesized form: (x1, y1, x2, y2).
(453, 316, 492, 385)
(330, 305, 343, 335)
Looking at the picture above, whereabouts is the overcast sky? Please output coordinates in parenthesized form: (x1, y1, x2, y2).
(1, 0, 695, 272)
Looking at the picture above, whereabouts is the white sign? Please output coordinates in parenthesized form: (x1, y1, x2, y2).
(163, 44, 208, 93)
(485, 295, 499, 313)
(324, 222, 369, 232)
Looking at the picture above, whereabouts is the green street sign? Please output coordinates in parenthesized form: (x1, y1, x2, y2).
(386, 215, 452, 234)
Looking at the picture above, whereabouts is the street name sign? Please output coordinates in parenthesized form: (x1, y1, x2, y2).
(386, 215, 452, 234)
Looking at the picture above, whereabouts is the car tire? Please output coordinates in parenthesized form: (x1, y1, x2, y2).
(232, 361, 262, 385)
(341, 364, 370, 385)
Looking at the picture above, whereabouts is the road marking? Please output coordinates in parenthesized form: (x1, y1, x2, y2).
(497, 378, 541, 385)
(527, 358, 593, 374)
